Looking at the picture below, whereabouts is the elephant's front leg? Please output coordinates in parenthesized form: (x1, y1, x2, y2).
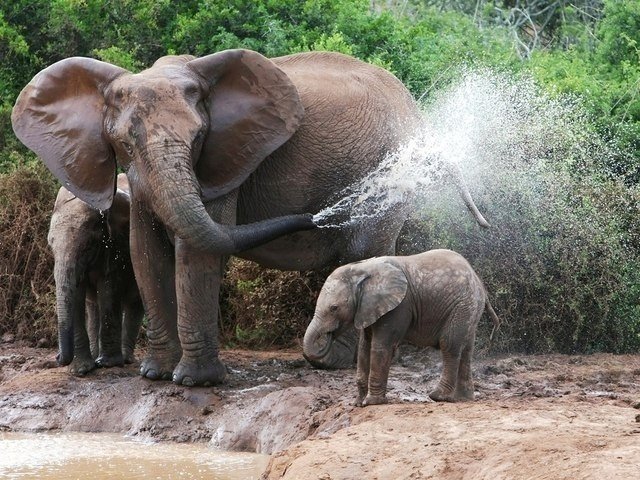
(95, 275, 124, 368)
(85, 296, 99, 360)
(171, 239, 227, 387)
(170, 192, 238, 386)
(132, 203, 180, 381)
(355, 328, 371, 406)
(68, 287, 96, 376)
(362, 331, 396, 406)
(122, 297, 144, 364)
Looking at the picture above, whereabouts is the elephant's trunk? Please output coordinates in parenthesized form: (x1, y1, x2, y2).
(304, 321, 359, 369)
(303, 319, 334, 363)
(53, 261, 85, 365)
(143, 148, 316, 254)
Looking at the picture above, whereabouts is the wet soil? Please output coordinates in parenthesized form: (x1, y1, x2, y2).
(1, 338, 639, 479)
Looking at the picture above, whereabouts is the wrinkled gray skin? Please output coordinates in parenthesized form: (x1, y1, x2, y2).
(303, 249, 500, 405)
(48, 174, 143, 376)
(13, 49, 489, 386)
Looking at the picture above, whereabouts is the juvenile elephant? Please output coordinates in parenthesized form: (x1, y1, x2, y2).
(13, 49, 489, 386)
(48, 174, 143, 375)
(303, 249, 500, 405)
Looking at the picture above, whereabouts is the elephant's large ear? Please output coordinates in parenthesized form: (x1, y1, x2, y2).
(354, 260, 409, 330)
(11, 57, 127, 211)
(187, 49, 304, 201)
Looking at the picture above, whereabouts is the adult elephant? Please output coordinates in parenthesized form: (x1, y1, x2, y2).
(12, 49, 489, 386)
(49, 174, 143, 375)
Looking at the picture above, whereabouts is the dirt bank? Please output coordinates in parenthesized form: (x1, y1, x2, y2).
(1, 338, 639, 479)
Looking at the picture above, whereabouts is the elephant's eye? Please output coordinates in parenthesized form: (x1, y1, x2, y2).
(329, 305, 339, 312)
(121, 142, 134, 156)
(184, 83, 201, 100)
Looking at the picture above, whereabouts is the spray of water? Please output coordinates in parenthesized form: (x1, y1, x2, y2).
(312, 67, 604, 231)
(312, 135, 450, 228)
(309, 66, 639, 352)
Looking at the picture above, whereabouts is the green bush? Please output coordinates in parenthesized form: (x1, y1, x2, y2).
(220, 259, 330, 349)
(397, 69, 640, 353)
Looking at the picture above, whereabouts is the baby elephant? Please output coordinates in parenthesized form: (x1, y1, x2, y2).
(48, 174, 143, 375)
(303, 249, 500, 405)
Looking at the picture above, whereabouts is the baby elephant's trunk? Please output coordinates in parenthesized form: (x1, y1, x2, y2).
(303, 319, 358, 369)
(303, 320, 333, 362)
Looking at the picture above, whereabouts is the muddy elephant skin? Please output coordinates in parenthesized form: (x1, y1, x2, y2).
(303, 249, 500, 405)
(13, 50, 489, 386)
(48, 174, 143, 376)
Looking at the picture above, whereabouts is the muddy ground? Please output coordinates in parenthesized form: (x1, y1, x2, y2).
(0, 337, 639, 479)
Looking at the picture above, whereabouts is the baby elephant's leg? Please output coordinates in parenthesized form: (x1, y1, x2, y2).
(95, 277, 124, 368)
(429, 339, 463, 402)
(362, 335, 394, 406)
(355, 329, 371, 406)
(430, 305, 478, 402)
(68, 292, 97, 376)
(454, 336, 476, 401)
(122, 298, 144, 364)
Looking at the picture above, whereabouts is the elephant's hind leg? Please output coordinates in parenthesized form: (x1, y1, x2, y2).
(429, 347, 461, 402)
(429, 327, 466, 403)
(453, 336, 476, 401)
(430, 305, 478, 402)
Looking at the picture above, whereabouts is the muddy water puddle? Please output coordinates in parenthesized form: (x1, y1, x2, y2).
(0, 431, 268, 479)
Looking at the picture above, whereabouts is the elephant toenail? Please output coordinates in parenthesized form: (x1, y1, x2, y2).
(181, 376, 195, 387)
(144, 368, 158, 379)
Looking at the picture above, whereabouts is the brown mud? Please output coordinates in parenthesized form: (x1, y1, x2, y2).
(1, 338, 639, 479)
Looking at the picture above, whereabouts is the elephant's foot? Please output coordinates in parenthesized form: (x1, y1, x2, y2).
(172, 356, 226, 387)
(429, 386, 459, 403)
(68, 356, 96, 376)
(361, 394, 388, 407)
(140, 354, 179, 381)
(453, 382, 475, 401)
(355, 385, 368, 406)
(95, 352, 124, 368)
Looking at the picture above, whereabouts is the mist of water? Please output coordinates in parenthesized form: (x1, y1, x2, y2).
(312, 67, 607, 231)
(312, 135, 449, 227)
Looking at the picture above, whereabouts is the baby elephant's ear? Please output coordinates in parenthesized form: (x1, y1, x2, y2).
(354, 261, 408, 330)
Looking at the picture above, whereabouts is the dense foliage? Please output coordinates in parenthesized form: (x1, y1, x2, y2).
(1, 0, 639, 353)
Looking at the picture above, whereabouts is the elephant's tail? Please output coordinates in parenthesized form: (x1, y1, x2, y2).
(485, 297, 501, 346)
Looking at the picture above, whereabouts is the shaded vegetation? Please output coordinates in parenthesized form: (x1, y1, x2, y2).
(220, 261, 330, 349)
(0, 163, 57, 344)
(1, 0, 639, 352)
